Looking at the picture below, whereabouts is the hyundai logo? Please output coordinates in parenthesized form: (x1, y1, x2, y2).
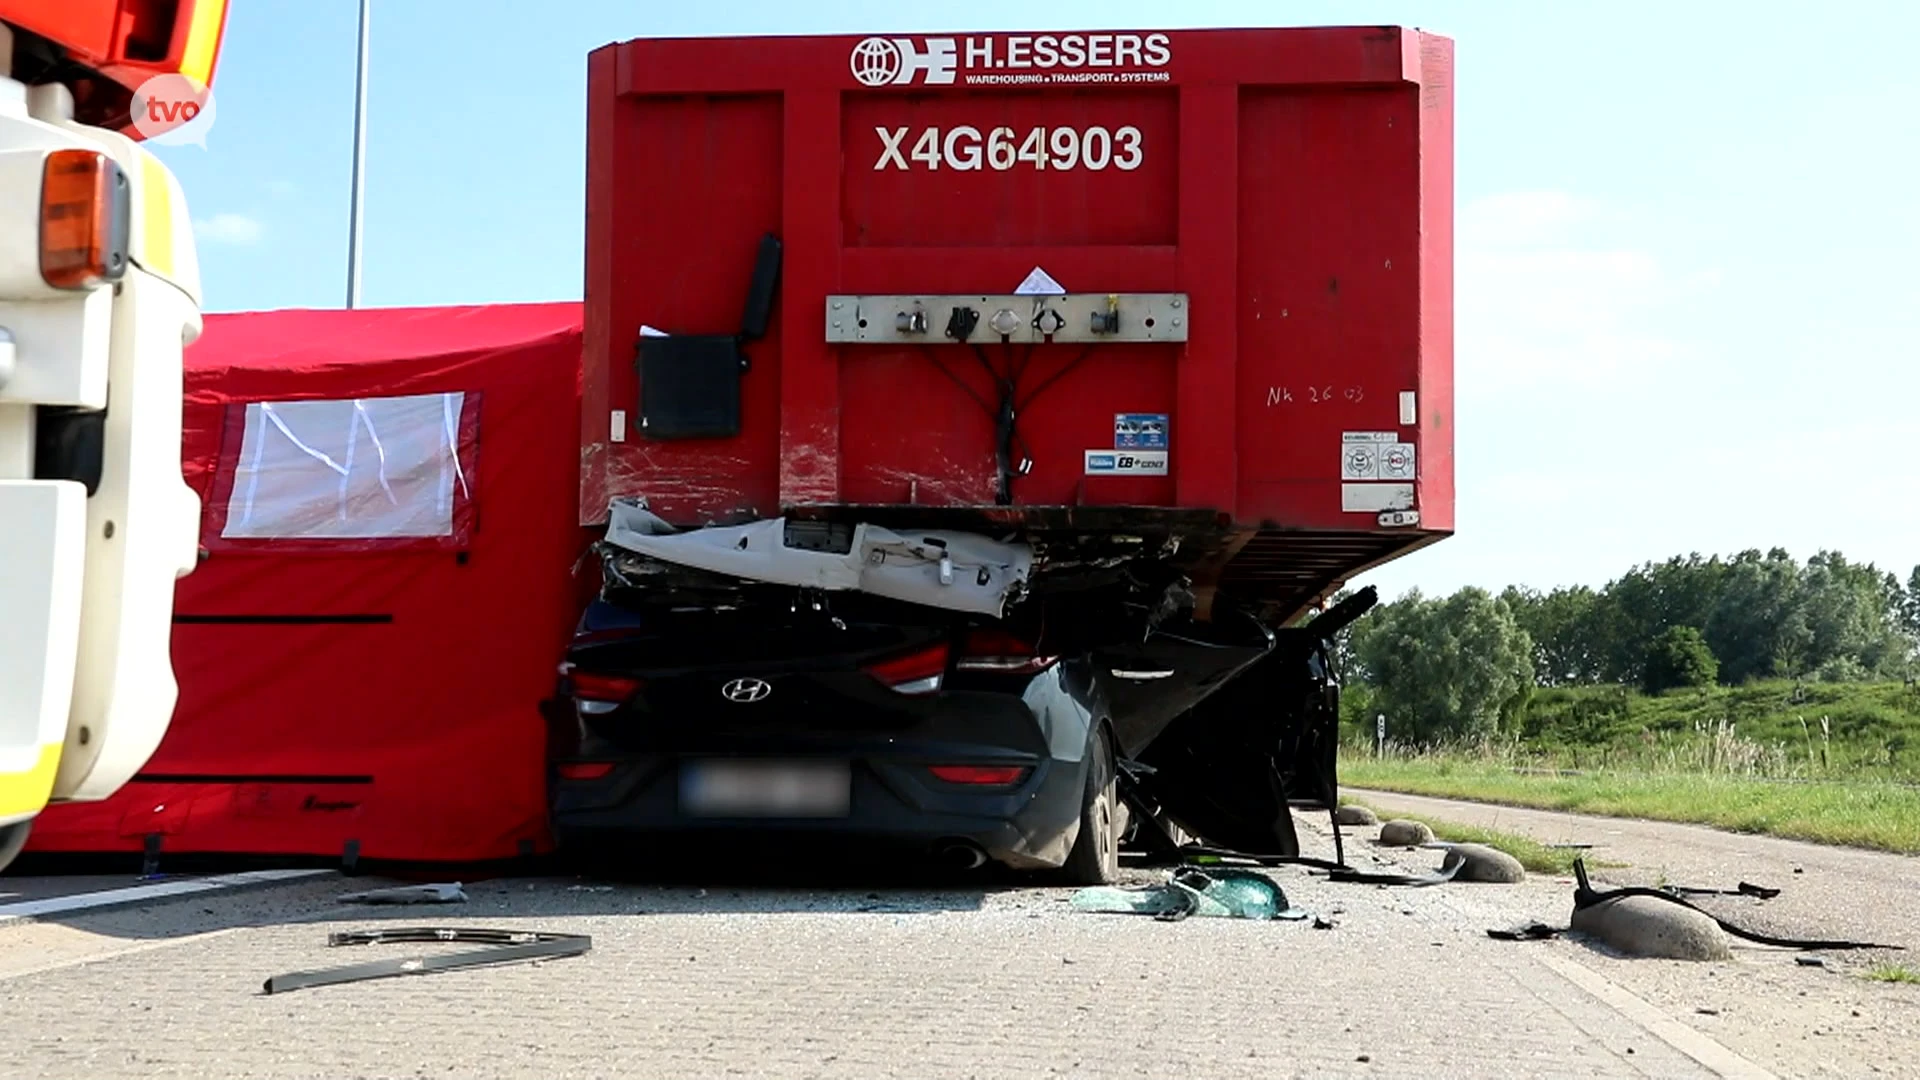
(720, 677, 773, 704)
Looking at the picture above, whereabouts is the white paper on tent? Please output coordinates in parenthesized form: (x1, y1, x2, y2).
(221, 392, 470, 541)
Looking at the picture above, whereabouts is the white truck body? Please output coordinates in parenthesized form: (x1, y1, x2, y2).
(0, 28, 202, 855)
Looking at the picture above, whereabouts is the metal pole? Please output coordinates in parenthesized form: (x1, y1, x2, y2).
(345, 0, 370, 308)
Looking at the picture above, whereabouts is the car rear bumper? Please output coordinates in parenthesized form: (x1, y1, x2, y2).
(549, 735, 1091, 871)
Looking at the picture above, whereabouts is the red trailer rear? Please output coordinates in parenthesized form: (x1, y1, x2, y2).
(582, 25, 1452, 622)
(555, 26, 1454, 870)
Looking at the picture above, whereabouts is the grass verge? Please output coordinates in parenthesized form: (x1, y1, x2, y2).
(1339, 797, 1586, 875)
(1865, 964, 1920, 985)
(1341, 757, 1920, 855)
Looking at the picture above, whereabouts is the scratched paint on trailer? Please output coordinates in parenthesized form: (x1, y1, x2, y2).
(582, 27, 1454, 543)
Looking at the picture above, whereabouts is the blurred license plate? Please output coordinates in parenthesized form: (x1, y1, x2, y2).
(679, 760, 851, 818)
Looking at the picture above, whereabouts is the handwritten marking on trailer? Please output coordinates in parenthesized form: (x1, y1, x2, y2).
(875, 126, 1143, 172)
(1267, 386, 1364, 406)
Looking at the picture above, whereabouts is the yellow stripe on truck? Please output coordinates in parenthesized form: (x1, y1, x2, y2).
(180, 0, 230, 89)
(136, 148, 176, 283)
(0, 743, 63, 822)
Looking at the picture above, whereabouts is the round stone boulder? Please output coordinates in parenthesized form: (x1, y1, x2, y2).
(1334, 804, 1379, 827)
(1438, 843, 1526, 884)
(1571, 896, 1733, 961)
(1377, 819, 1435, 847)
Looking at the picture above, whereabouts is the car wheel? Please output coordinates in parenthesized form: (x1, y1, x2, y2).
(0, 820, 32, 876)
(1059, 725, 1120, 886)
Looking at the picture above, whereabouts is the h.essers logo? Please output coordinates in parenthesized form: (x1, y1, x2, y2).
(851, 33, 1173, 87)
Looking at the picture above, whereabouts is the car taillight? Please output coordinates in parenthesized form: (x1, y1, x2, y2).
(566, 668, 642, 704)
(40, 149, 131, 291)
(556, 761, 616, 781)
(929, 765, 1031, 786)
(956, 629, 1057, 675)
(864, 643, 949, 696)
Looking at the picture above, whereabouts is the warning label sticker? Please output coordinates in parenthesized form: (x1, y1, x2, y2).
(1014, 266, 1067, 295)
(1114, 413, 1168, 450)
(1085, 449, 1168, 476)
(1341, 432, 1416, 481)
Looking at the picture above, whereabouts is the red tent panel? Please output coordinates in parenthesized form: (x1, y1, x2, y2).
(29, 302, 592, 864)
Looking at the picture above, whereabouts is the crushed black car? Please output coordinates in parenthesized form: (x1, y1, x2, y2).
(545, 504, 1377, 880)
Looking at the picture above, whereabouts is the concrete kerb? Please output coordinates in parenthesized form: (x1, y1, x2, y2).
(1569, 895, 1734, 961)
(1378, 819, 1435, 847)
(1429, 842, 1527, 883)
(1333, 804, 1379, 827)
(0, 870, 334, 928)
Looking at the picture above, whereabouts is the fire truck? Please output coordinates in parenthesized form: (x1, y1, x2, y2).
(0, 1, 226, 871)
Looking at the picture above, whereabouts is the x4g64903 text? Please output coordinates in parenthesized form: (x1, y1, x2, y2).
(873, 125, 1145, 172)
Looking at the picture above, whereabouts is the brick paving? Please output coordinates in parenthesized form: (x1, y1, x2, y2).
(0, 822, 1752, 1080)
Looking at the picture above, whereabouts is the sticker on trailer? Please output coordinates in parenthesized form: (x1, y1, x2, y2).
(1341, 431, 1416, 481)
(1379, 443, 1417, 480)
(1014, 266, 1067, 296)
(1085, 450, 1168, 476)
(1342, 483, 1415, 513)
(1114, 413, 1168, 450)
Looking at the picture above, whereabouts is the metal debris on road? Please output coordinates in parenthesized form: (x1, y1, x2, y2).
(336, 882, 468, 905)
(1130, 840, 1464, 887)
(1664, 881, 1782, 901)
(1486, 922, 1561, 942)
(262, 927, 592, 995)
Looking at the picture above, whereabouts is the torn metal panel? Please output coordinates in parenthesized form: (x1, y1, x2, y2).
(262, 927, 592, 995)
(1129, 625, 1346, 859)
(602, 497, 1034, 617)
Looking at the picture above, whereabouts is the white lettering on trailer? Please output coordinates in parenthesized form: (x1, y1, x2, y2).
(853, 33, 1172, 86)
(874, 125, 1143, 172)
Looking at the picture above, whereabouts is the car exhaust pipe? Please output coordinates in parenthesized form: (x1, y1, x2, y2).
(934, 840, 988, 871)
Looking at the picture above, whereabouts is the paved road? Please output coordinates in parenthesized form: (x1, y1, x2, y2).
(0, 807, 1914, 1080)
(1346, 788, 1920, 954)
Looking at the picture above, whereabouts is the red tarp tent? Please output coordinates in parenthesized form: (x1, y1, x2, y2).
(28, 302, 591, 864)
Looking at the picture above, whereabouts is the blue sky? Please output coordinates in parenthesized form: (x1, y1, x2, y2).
(155, 1, 1920, 599)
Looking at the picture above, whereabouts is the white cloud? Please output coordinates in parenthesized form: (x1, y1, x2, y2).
(193, 212, 263, 246)
(1456, 191, 1703, 390)
(1353, 190, 1915, 597)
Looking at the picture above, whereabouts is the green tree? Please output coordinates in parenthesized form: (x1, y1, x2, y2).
(1503, 584, 1605, 686)
(1902, 567, 1920, 641)
(1352, 587, 1535, 741)
(1642, 625, 1719, 694)
(1595, 554, 1730, 683)
(1794, 552, 1909, 679)
(1705, 549, 1803, 683)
